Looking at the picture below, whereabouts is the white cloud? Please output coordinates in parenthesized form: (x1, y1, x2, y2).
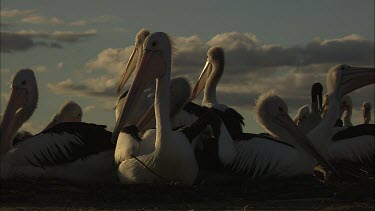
(83, 105, 96, 112)
(57, 62, 64, 69)
(0, 8, 35, 18)
(33, 65, 48, 73)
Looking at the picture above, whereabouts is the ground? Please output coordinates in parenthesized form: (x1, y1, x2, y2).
(1, 175, 374, 210)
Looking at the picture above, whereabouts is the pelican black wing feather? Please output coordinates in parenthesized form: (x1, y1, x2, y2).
(332, 124, 375, 141)
(15, 122, 114, 168)
(183, 102, 209, 116)
(237, 133, 295, 149)
(212, 107, 244, 140)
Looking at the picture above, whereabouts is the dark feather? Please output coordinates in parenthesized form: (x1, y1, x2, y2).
(332, 124, 375, 141)
(212, 107, 244, 140)
(14, 122, 114, 168)
(236, 133, 295, 149)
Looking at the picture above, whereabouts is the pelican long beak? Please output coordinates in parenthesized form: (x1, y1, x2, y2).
(338, 67, 375, 98)
(116, 47, 140, 94)
(276, 113, 338, 175)
(191, 60, 212, 100)
(1, 87, 27, 152)
(111, 50, 166, 143)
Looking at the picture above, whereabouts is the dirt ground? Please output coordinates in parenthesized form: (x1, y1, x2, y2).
(1, 175, 374, 210)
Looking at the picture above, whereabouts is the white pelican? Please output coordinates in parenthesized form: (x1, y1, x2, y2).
(306, 65, 374, 168)
(194, 90, 336, 182)
(1, 69, 116, 183)
(294, 83, 323, 133)
(112, 32, 208, 185)
(340, 95, 353, 127)
(189, 46, 244, 140)
(114, 29, 154, 127)
(114, 76, 193, 160)
(43, 100, 83, 131)
(362, 102, 372, 124)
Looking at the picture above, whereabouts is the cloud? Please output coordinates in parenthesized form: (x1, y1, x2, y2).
(47, 77, 117, 98)
(21, 15, 65, 25)
(51, 32, 374, 115)
(57, 62, 64, 69)
(83, 105, 96, 112)
(51, 29, 97, 42)
(85, 46, 134, 74)
(0, 8, 35, 18)
(33, 65, 48, 73)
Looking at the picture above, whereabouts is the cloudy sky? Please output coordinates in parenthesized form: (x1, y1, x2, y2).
(1, 0, 374, 134)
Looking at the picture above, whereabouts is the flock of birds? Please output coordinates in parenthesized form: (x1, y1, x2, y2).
(1, 29, 374, 186)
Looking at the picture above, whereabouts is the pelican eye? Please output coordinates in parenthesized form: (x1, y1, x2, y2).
(21, 80, 26, 85)
(151, 41, 159, 49)
(278, 106, 284, 112)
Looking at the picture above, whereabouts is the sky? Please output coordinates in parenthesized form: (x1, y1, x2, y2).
(1, 0, 374, 134)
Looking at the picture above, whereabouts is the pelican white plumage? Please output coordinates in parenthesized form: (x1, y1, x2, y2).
(196, 91, 324, 181)
(112, 32, 201, 184)
(306, 65, 374, 168)
(1, 69, 116, 183)
(362, 102, 372, 124)
(189, 46, 244, 140)
(294, 83, 323, 133)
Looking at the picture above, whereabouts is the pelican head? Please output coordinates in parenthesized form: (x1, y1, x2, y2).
(362, 101, 372, 124)
(117, 28, 151, 94)
(1, 69, 38, 154)
(43, 101, 83, 131)
(255, 90, 292, 138)
(191, 46, 224, 100)
(327, 64, 374, 100)
(311, 82, 323, 113)
(112, 32, 172, 143)
(294, 105, 310, 125)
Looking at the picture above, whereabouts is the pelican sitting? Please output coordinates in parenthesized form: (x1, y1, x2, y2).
(1, 69, 116, 183)
(189, 46, 244, 140)
(294, 83, 323, 133)
(307, 65, 374, 169)
(112, 32, 210, 184)
(12, 100, 83, 145)
(362, 102, 372, 124)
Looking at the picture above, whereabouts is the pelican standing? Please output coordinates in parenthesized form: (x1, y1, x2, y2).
(1, 69, 116, 183)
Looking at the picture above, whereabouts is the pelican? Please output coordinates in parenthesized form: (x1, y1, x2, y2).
(362, 102, 372, 124)
(12, 100, 83, 145)
(306, 65, 374, 168)
(294, 83, 323, 133)
(340, 95, 353, 127)
(194, 90, 337, 182)
(112, 32, 211, 184)
(43, 100, 83, 131)
(189, 46, 244, 140)
(114, 76, 193, 161)
(1, 69, 116, 183)
(114, 29, 154, 127)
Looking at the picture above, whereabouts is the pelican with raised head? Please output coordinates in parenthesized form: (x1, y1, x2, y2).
(113, 32, 203, 184)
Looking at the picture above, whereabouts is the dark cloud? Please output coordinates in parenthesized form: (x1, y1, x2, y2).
(0, 32, 63, 53)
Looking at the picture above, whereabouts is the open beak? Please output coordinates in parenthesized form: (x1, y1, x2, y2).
(111, 50, 166, 143)
(339, 67, 375, 97)
(191, 60, 212, 100)
(1, 87, 27, 152)
(116, 47, 140, 94)
(277, 113, 338, 176)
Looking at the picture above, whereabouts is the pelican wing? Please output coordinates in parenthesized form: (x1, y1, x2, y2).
(332, 124, 375, 141)
(10, 122, 114, 168)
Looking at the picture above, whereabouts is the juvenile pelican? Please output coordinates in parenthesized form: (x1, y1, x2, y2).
(1, 69, 116, 183)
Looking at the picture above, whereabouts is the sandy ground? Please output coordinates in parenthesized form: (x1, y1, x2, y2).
(1, 175, 374, 210)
